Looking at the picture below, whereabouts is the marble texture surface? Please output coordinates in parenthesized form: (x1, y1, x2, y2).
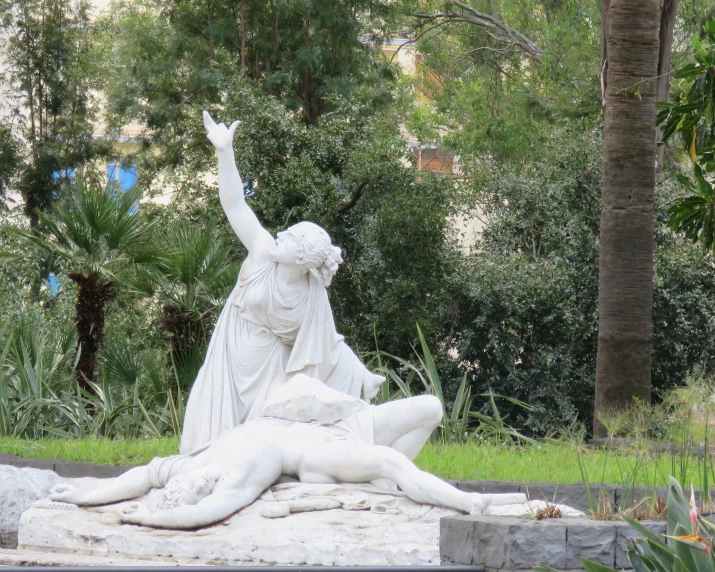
(20, 484, 455, 566)
(258, 374, 368, 424)
(20, 481, 581, 566)
(0, 465, 66, 547)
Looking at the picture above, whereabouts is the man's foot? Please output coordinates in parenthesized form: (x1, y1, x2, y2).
(467, 493, 493, 515)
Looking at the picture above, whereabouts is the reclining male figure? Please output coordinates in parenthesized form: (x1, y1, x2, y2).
(50, 393, 522, 529)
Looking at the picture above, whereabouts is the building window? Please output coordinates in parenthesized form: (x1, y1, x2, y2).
(107, 161, 137, 192)
(415, 147, 453, 176)
(46, 273, 59, 295)
(107, 161, 138, 213)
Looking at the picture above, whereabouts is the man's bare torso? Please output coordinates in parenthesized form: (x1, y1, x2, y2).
(190, 417, 354, 485)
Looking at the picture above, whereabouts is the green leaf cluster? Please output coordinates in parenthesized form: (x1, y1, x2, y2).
(658, 20, 715, 170)
(667, 165, 715, 251)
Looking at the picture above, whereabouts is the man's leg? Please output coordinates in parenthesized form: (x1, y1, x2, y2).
(49, 466, 155, 506)
(371, 395, 442, 460)
(300, 441, 488, 514)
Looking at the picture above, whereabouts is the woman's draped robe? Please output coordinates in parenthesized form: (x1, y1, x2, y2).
(180, 262, 371, 454)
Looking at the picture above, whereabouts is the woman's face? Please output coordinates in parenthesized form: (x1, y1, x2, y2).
(271, 230, 302, 266)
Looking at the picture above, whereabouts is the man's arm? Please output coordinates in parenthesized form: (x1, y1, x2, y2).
(120, 485, 263, 529)
(50, 466, 153, 506)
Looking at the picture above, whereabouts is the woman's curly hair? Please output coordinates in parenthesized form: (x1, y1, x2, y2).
(288, 221, 343, 286)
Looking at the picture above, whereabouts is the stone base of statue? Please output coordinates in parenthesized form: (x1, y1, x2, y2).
(19, 479, 581, 566)
(19, 482, 456, 566)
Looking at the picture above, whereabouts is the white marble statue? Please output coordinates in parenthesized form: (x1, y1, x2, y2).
(180, 112, 384, 454)
(48, 378, 524, 530)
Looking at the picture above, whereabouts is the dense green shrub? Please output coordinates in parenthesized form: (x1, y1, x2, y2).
(454, 127, 715, 435)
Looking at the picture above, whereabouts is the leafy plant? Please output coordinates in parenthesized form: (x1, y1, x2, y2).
(536, 477, 715, 572)
(130, 219, 238, 390)
(665, 378, 715, 512)
(0, 315, 76, 437)
(369, 324, 535, 444)
(668, 164, 715, 252)
(657, 20, 715, 170)
(4, 178, 166, 391)
(0, 303, 186, 440)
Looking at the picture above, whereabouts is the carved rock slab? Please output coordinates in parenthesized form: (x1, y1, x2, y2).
(19, 486, 455, 566)
(0, 465, 66, 548)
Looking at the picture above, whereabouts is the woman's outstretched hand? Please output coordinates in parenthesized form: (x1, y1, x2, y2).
(203, 110, 240, 152)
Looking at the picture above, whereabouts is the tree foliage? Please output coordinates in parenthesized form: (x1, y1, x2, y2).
(0, 0, 109, 225)
(657, 20, 715, 170)
(451, 127, 715, 434)
(141, 81, 461, 356)
(1, 0, 715, 440)
(95, 0, 460, 356)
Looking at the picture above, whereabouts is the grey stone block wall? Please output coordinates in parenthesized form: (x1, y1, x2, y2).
(615, 521, 666, 570)
(565, 521, 617, 568)
(441, 514, 667, 571)
(0, 454, 131, 478)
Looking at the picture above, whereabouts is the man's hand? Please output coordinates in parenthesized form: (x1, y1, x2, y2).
(119, 502, 152, 526)
(49, 483, 86, 505)
(203, 110, 240, 152)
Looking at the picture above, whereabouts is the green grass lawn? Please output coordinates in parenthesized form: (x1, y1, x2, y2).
(416, 441, 711, 488)
(0, 436, 179, 466)
(0, 436, 710, 489)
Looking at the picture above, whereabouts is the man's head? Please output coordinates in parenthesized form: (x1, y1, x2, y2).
(161, 467, 221, 508)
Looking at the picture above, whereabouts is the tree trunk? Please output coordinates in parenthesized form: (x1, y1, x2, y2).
(655, 0, 679, 172)
(600, 0, 610, 108)
(68, 272, 113, 394)
(594, 0, 660, 437)
(240, 0, 246, 73)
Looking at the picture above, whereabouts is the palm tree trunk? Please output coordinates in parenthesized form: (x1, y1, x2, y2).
(68, 271, 113, 393)
(594, 0, 660, 437)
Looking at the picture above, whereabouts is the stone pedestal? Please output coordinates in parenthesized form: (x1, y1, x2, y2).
(19, 489, 455, 566)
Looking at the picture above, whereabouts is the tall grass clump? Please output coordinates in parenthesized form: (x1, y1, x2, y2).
(0, 307, 185, 441)
(589, 378, 715, 513)
(367, 324, 534, 445)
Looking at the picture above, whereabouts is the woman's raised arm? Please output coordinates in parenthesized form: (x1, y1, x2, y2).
(203, 111, 274, 258)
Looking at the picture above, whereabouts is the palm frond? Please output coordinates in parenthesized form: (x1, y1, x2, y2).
(14, 176, 168, 278)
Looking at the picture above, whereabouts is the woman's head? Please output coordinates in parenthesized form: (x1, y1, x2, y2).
(272, 221, 343, 286)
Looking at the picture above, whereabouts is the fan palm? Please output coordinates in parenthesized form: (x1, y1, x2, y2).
(135, 219, 239, 388)
(9, 177, 166, 392)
